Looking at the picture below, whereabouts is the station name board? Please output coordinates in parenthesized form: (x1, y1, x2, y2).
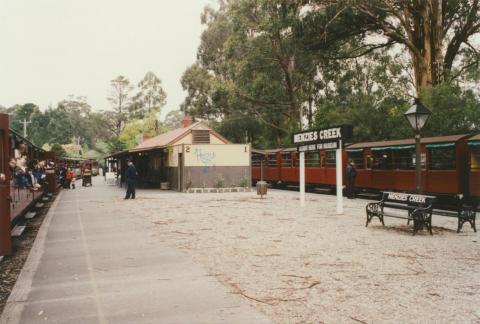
(292, 125, 352, 152)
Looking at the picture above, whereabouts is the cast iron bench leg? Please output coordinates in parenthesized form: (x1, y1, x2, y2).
(457, 208, 477, 233)
(366, 203, 384, 227)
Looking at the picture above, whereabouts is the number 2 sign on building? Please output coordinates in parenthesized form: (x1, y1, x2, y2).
(292, 125, 353, 213)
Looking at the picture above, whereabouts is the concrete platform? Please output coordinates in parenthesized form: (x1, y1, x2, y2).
(1, 177, 270, 324)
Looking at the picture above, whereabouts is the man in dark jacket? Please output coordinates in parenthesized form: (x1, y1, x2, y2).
(124, 159, 137, 199)
(346, 159, 357, 199)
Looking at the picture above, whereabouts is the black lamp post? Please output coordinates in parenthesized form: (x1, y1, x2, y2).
(404, 98, 432, 193)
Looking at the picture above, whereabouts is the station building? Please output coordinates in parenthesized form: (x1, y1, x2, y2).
(106, 117, 251, 192)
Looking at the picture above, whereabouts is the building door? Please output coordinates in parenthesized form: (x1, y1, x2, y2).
(178, 153, 184, 192)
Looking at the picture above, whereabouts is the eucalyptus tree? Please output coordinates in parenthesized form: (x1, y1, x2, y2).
(107, 75, 133, 135)
(182, 0, 321, 145)
(300, 0, 480, 94)
(130, 71, 167, 119)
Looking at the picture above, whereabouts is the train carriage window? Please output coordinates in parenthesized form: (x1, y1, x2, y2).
(393, 148, 415, 169)
(471, 148, 480, 170)
(281, 152, 292, 167)
(267, 153, 277, 167)
(251, 153, 264, 167)
(365, 155, 373, 169)
(372, 149, 393, 169)
(325, 150, 336, 167)
(306, 152, 321, 167)
(428, 147, 455, 170)
(347, 150, 364, 169)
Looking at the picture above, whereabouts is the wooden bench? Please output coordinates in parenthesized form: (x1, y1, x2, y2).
(366, 192, 435, 235)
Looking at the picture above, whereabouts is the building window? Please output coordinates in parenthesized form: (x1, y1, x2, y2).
(192, 130, 210, 144)
(428, 147, 455, 170)
(306, 152, 321, 167)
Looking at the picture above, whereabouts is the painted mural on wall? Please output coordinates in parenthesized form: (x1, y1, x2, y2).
(193, 148, 216, 173)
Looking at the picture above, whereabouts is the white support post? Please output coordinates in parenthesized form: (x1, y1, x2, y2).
(336, 140, 343, 215)
(300, 151, 305, 208)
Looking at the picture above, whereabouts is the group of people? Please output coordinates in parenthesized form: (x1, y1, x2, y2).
(58, 164, 93, 189)
(8, 143, 51, 191)
(58, 167, 76, 189)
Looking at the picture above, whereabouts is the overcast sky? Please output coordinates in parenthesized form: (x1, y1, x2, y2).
(0, 0, 216, 119)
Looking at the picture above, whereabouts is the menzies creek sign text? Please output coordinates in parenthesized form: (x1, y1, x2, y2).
(292, 125, 353, 152)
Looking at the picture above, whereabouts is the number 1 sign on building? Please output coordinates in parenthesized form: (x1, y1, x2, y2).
(292, 125, 353, 214)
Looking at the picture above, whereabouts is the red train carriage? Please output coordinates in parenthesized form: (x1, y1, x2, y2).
(8, 129, 52, 222)
(251, 149, 264, 183)
(252, 146, 349, 189)
(278, 148, 297, 185)
(276, 148, 348, 188)
(467, 134, 480, 199)
(252, 133, 478, 200)
(258, 149, 282, 184)
(346, 134, 472, 196)
(0, 113, 57, 257)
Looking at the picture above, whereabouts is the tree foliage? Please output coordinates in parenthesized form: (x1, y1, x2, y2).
(301, 0, 480, 93)
(180, 0, 479, 148)
(130, 71, 167, 119)
(107, 75, 134, 136)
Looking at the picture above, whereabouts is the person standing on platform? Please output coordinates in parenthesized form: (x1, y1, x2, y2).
(124, 159, 137, 199)
(346, 159, 357, 199)
(65, 168, 74, 189)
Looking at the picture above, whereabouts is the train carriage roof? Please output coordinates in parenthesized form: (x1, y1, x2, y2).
(468, 134, 480, 147)
(347, 134, 473, 150)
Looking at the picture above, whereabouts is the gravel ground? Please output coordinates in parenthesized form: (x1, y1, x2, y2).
(0, 193, 56, 314)
(130, 189, 480, 324)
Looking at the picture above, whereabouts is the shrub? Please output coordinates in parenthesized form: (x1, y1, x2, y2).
(239, 177, 248, 188)
(214, 175, 225, 188)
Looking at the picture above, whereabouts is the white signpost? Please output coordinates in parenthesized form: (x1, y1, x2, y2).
(336, 140, 343, 214)
(300, 151, 305, 207)
(292, 125, 352, 213)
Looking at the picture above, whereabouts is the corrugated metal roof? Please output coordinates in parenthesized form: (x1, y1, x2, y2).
(347, 134, 472, 149)
(130, 121, 202, 152)
(128, 121, 230, 153)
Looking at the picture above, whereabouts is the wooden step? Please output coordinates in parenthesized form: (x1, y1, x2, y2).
(25, 211, 36, 219)
(35, 203, 45, 208)
(11, 225, 26, 237)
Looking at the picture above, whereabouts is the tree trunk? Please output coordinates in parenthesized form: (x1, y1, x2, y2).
(408, 0, 441, 95)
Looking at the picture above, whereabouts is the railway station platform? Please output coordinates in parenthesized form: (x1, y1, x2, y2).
(0, 177, 270, 324)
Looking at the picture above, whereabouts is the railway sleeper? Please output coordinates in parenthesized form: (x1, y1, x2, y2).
(11, 224, 26, 237)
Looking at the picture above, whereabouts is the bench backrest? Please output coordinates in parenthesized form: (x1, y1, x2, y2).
(381, 192, 435, 208)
